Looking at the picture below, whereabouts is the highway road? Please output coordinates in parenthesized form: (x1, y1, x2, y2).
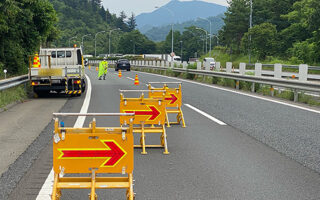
(1, 67, 320, 200)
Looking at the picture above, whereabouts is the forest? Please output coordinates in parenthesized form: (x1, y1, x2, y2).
(1, 0, 320, 77)
(218, 0, 320, 65)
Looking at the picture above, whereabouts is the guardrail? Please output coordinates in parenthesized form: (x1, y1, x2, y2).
(0, 75, 28, 91)
(105, 60, 320, 102)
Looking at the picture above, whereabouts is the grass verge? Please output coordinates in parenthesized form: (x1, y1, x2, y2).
(0, 84, 29, 109)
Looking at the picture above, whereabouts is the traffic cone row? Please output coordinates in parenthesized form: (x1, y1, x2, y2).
(32, 53, 41, 68)
(118, 70, 122, 78)
(134, 74, 139, 85)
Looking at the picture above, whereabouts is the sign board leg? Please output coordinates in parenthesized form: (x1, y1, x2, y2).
(179, 107, 186, 128)
(52, 173, 60, 200)
(126, 173, 134, 200)
(89, 170, 97, 200)
(162, 125, 170, 155)
(140, 123, 147, 155)
(165, 110, 171, 127)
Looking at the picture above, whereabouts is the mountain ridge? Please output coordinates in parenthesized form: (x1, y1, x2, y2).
(136, 0, 227, 33)
(144, 14, 224, 41)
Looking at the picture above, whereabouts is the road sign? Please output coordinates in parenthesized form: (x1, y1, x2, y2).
(148, 84, 182, 108)
(52, 114, 135, 200)
(120, 93, 166, 125)
(120, 92, 169, 154)
(148, 83, 186, 128)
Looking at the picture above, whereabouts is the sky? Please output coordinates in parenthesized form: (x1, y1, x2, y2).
(102, 0, 228, 16)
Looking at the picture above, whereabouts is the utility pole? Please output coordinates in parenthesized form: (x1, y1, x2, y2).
(198, 17, 212, 57)
(249, 0, 253, 64)
(180, 41, 183, 61)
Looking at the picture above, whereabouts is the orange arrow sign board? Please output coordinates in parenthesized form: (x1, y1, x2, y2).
(124, 105, 161, 121)
(53, 132, 134, 174)
(120, 98, 166, 125)
(58, 140, 126, 167)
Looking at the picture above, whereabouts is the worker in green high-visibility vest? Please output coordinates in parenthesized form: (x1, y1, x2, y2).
(98, 58, 108, 80)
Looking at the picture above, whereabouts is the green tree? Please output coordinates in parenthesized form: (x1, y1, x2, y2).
(0, 0, 57, 75)
(219, 0, 250, 52)
(127, 13, 137, 31)
(117, 30, 156, 54)
(241, 23, 277, 59)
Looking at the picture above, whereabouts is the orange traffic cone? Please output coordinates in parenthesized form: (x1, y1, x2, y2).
(96, 67, 98, 71)
(32, 53, 41, 68)
(134, 74, 139, 85)
(118, 70, 122, 78)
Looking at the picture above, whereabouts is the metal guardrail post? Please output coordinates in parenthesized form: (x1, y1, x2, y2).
(274, 64, 282, 78)
(239, 63, 246, 75)
(299, 64, 308, 82)
(216, 62, 221, 71)
(226, 62, 232, 73)
(255, 63, 262, 76)
(294, 89, 299, 102)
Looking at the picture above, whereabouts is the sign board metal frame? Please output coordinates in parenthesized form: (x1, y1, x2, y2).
(52, 113, 135, 200)
(120, 92, 169, 155)
(148, 82, 186, 128)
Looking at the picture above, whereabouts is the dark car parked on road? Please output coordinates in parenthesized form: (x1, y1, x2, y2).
(115, 59, 131, 71)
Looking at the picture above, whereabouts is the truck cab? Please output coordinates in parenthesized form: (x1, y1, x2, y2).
(29, 47, 86, 96)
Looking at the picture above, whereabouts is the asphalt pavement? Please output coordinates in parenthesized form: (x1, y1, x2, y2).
(3, 67, 320, 200)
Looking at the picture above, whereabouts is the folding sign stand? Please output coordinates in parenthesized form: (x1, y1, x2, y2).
(148, 82, 186, 128)
(51, 113, 135, 200)
(120, 91, 169, 155)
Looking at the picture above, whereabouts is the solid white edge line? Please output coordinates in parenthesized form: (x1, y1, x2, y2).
(126, 77, 134, 81)
(184, 104, 227, 125)
(36, 74, 92, 200)
(135, 71, 320, 115)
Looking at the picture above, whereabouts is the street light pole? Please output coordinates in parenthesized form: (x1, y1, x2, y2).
(196, 27, 208, 55)
(130, 40, 135, 54)
(180, 41, 183, 61)
(68, 36, 77, 47)
(95, 31, 105, 58)
(249, 0, 253, 64)
(81, 34, 91, 53)
(155, 6, 174, 58)
(109, 28, 120, 56)
(198, 17, 212, 57)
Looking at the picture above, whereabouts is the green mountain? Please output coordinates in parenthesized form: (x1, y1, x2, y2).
(145, 14, 224, 42)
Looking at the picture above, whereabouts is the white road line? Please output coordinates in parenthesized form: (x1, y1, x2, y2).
(36, 74, 92, 200)
(126, 77, 134, 81)
(185, 104, 227, 125)
(136, 71, 320, 115)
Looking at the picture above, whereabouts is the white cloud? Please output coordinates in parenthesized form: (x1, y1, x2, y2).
(102, 0, 228, 16)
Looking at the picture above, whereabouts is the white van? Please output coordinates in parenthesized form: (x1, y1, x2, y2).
(204, 57, 216, 70)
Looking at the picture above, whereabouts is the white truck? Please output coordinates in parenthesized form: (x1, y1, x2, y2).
(29, 47, 86, 96)
(142, 54, 181, 63)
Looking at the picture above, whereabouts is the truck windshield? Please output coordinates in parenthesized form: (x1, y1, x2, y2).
(51, 51, 72, 58)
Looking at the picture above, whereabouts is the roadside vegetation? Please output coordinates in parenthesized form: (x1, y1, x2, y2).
(0, 85, 29, 110)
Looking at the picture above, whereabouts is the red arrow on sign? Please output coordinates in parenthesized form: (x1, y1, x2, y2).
(58, 140, 126, 167)
(125, 105, 160, 120)
(165, 94, 178, 104)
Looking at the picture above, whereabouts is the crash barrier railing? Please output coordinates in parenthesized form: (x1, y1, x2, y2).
(52, 113, 135, 200)
(0, 75, 28, 91)
(148, 82, 186, 128)
(119, 90, 169, 154)
(130, 64, 320, 102)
